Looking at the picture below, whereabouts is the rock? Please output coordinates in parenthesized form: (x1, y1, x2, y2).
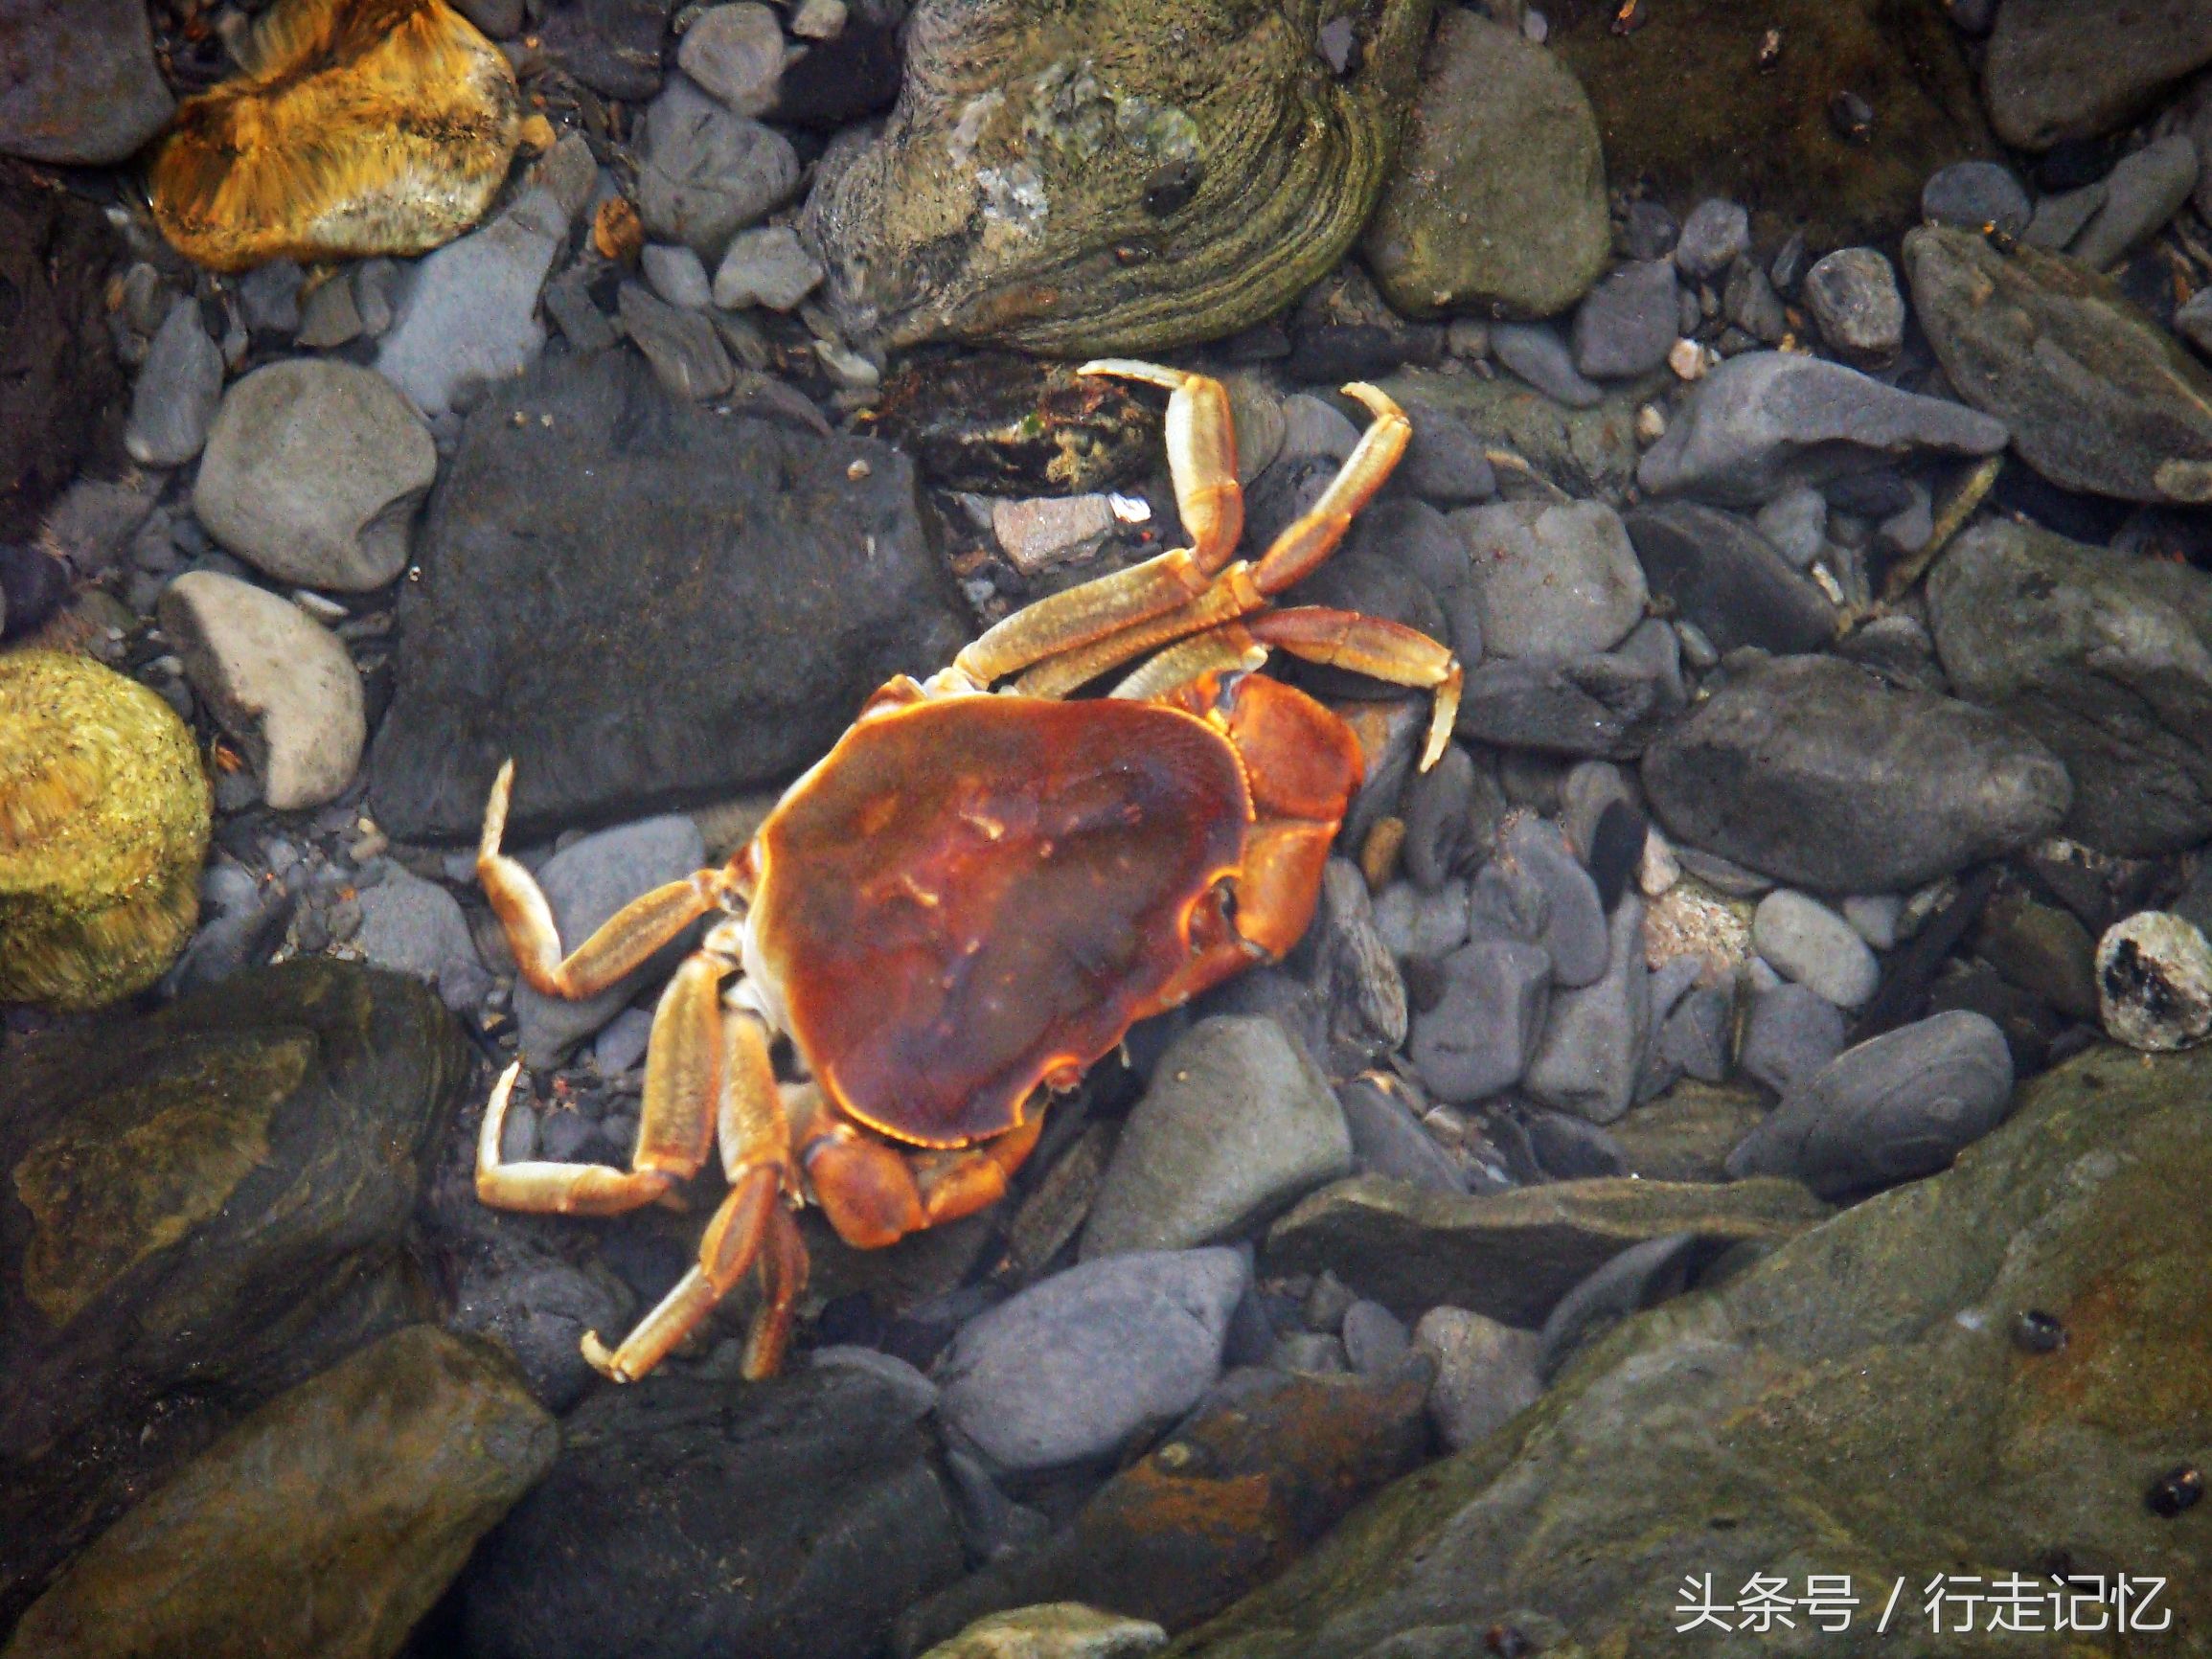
(1396, 740, 1488, 890)
(1536, 1231, 1703, 1379)
(1414, 1306, 1540, 1450)
(1802, 246, 1904, 366)
(353, 862, 492, 1013)
(510, 814, 706, 1065)
(1523, 896, 1650, 1123)
(1570, 260, 1680, 380)
(937, 1249, 1247, 1472)
(1906, 224, 2212, 505)
(639, 241, 713, 310)
(1653, 984, 1730, 1083)
(1751, 889, 1880, 1009)
(805, 0, 1427, 354)
(991, 494, 1115, 575)
(1983, 0, 2212, 149)
(193, 359, 437, 590)
(1488, 321, 1605, 408)
(1340, 1300, 1411, 1375)
(1335, 1074, 1471, 1195)
(1920, 158, 2032, 236)
(0, 0, 173, 165)
(5, 1326, 553, 1659)
(1621, 501, 1836, 655)
(1178, 1041, 2212, 1658)
(1635, 350, 2008, 507)
(159, 572, 367, 812)
(1493, 813, 1608, 986)
(1841, 891, 1903, 949)
(617, 280, 734, 399)
(2069, 133, 2200, 269)
(1927, 518, 2212, 855)
(713, 222, 825, 310)
(1380, 402, 1496, 506)
(1363, 11, 1609, 321)
(1608, 1079, 1770, 1182)
(1673, 197, 1748, 281)
(1642, 653, 2070, 893)
(1738, 981, 1847, 1096)
(1974, 892, 2099, 1022)
(148, 0, 520, 271)
(0, 161, 125, 527)
(638, 77, 800, 258)
(1080, 1017, 1351, 1258)
(918, 1605, 1167, 1659)
(1408, 938, 1552, 1104)
(897, 1365, 1431, 1651)
(124, 299, 225, 468)
(1728, 1010, 2012, 1196)
(370, 350, 966, 841)
(0, 964, 468, 1626)
(296, 267, 365, 348)
(1266, 1170, 1824, 1324)
(1380, 363, 1643, 503)
(462, 1362, 962, 1659)
(1451, 651, 1666, 760)
(866, 353, 1163, 495)
(376, 187, 567, 420)
(2096, 910, 2212, 1051)
(1454, 499, 1646, 659)
(676, 3, 787, 114)
(539, 0, 673, 99)
(1553, 0, 1994, 249)
(2024, 179, 2109, 251)
(0, 651, 209, 1010)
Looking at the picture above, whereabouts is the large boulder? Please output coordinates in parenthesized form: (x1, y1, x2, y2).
(0, 964, 469, 1628)
(1904, 225, 2212, 506)
(1171, 1040, 2212, 1656)
(1641, 653, 2071, 894)
(803, 0, 1430, 355)
(1983, 0, 2212, 150)
(1929, 518, 2212, 856)
(1361, 10, 1609, 321)
(369, 348, 969, 842)
(3, 1327, 555, 1659)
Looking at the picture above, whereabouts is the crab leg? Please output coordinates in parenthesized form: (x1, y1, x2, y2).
(947, 548, 1215, 691)
(581, 1000, 804, 1382)
(478, 761, 737, 999)
(1246, 606, 1464, 772)
(1106, 622, 1269, 702)
(1079, 360, 1244, 571)
(1249, 384, 1410, 596)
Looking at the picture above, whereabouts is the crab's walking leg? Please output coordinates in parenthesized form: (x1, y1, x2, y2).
(948, 550, 1215, 690)
(581, 998, 803, 1383)
(478, 761, 737, 999)
(1107, 623, 1268, 702)
(1079, 360, 1243, 570)
(1249, 385, 1410, 596)
(1247, 606, 1464, 771)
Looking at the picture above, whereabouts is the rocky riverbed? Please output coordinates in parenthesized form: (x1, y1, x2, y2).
(3, 0, 2210, 1655)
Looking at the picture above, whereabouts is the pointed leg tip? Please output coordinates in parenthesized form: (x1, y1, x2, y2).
(581, 1330, 632, 1382)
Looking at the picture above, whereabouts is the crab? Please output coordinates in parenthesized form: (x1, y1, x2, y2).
(472, 361, 1463, 1383)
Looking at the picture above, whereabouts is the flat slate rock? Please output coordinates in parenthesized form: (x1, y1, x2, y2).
(1641, 652, 2070, 894)
(1264, 1171, 1825, 1326)
(1623, 501, 1837, 655)
(369, 350, 968, 842)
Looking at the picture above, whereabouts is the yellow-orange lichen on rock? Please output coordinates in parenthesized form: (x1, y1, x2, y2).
(147, 0, 523, 272)
(0, 650, 211, 1010)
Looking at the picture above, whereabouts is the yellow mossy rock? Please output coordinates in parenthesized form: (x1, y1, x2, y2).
(148, 0, 522, 273)
(0, 651, 211, 1010)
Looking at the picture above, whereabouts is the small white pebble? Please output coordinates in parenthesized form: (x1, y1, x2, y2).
(846, 458, 871, 481)
(1667, 338, 1707, 381)
(1634, 402, 1667, 443)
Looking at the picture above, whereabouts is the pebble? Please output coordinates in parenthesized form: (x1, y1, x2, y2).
(376, 188, 568, 420)
(1499, 814, 1609, 987)
(1523, 896, 1650, 1123)
(936, 1248, 1250, 1472)
(1622, 501, 1837, 655)
(1340, 1300, 1411, 1376)
(353, 863, 493, 1011)
(1398, 742, 1479, 890)
(157, 571, 367, 810)
(1408, 938, 1553, 1103)
(1079, 1016, 1352, 1258)
(1842, 893, 1904, 950)
(1737, 982, 1848, 1096)
(1413, 1307, 1542, 1451)
(1726, 1011, 2013, 1196)
(297, 271, 365, 349)
(1373, 878, 1471, 960)
(2023, 181, 2108, 251)
(618, 282, 735, 399)
(2095, 911, 2212, 1051)
(0, 0, 173, 164)
(1490, 321, 1606, 409)
(1621, 199, 1678, 261)
(1752, 889, 1881, 1008)
(1335, 1074, 1471, 1194)
(1654, 985, 1732, 1083)
(2069, 134, 2200, 270)
(239, 261, 304, 336)
(1722, 261, 1788, 345)
(1453, 498, 1648, 659)
(2177, 289, 2212, 356)
(1921, 160, 2033, 236)
(636, 78, 800, 256)
(917, 1603, 1168, 1659)
(641, 242, 715, 310)
(1537, 1232, 1700, 1379)
(712, 224, 827, 310)
(1571, 260, 1681, 380)
(1803, 247, 1905, 367)
(1674, 198, 1750, 280)
(193, 359, 437, 591)
(1385, 402, 1496, 506)
(125, 298, 225, 467)
(991, 494, 1115, 575)
(676, 3, 788, 116)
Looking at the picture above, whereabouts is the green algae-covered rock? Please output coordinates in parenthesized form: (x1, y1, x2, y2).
(0, 963, 470, 1629)
(804, 0, 1430, 356)
(1174, 1040, 2212, 1657)
(1362, 10, 1609, 321)
(0, 648, 210, 1009)
(4, 1326, 557, 1659)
